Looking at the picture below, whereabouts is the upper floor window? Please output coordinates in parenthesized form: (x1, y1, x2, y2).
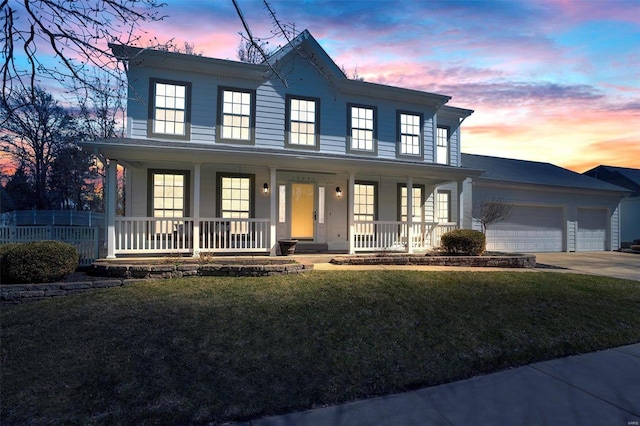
(436, 126, 450, 165)
(149, 170, 189, 219)
(436, 190, 451, 222)
(149, 79, 191, 140)
(217, 87, 255, 144)
(397, 111, 423, 158)
(348, 104, 376, 153)
(286, 95, 320, 149)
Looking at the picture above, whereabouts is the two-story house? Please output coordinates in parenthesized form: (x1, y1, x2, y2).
(81, 30, 483, 258)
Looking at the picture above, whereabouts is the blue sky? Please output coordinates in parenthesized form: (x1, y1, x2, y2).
(9, 0, 640, 172)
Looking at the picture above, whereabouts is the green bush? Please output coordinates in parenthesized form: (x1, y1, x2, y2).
(0, 241, 79, 284)
(441, 229, 486, 256)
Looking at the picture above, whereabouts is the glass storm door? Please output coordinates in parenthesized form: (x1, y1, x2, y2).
(291, 183, 315, 239)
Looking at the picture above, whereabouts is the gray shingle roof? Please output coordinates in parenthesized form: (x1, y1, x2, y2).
(461, 154, 628, 192)
(590, 165, 640, 187)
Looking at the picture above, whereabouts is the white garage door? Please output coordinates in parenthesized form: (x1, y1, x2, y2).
(577, 208, 607, 251)
(486, 205, 564, 252)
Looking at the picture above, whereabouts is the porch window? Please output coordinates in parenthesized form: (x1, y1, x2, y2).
(436, 190, 451, 222)
(397, 111, 423, 157)
(217, 87, 255, 143)
(436, 126, 450, 165)
(348, 104, 376, 153)
(399, 185, 424, 223)
(149, 79, 191, 139)
(354, 182, 377, 236)
(149, 170, 189, 219)
(217, 174, 254, 234)
(286, 95, 320, 148)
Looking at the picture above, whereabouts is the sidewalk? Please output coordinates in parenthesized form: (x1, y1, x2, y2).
(237, 343, 640, 426)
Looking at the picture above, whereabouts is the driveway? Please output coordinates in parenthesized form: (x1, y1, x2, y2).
(533, 252, 640, 282)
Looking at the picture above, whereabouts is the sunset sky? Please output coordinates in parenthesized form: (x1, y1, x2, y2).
(6, 0, 640, 174)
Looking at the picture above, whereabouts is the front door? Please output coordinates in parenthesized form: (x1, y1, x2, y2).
(291, 183, 315, 240)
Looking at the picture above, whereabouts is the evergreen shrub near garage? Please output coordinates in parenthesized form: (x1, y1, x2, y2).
(0, 241, 79, 284)
(441, 229, 486, 256)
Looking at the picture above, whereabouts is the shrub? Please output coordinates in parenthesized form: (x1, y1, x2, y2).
(0, 241, 79, 284)
(441, 229, 486, 256)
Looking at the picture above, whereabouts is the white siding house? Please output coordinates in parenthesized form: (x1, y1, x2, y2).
(82, 30, 481, 258)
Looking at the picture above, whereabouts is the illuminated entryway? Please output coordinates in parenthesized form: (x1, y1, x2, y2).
(291, 182, 315, 240)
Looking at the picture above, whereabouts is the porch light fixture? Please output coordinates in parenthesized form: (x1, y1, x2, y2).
(335, 186, 342, 198)
(263, 182, 269, 194)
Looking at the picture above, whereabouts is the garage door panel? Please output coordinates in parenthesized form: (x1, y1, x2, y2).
(577, 208, 606, 251)
(486, 205, 563, 252)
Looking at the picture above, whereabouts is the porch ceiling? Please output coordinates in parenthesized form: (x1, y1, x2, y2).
(81, 138, 483, 183)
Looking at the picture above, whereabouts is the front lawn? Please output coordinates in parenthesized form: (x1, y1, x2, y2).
(2, 271, 640, 424)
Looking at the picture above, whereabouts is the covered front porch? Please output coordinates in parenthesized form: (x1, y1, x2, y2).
(92, 139, 480, 259)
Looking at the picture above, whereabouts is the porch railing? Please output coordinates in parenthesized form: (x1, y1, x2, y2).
(113, 217, 271, 254)
(353, 221, 458, 252)
(0, 225, 100, 266)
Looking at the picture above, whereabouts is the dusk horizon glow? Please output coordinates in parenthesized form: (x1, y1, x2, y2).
(4, 0, 640, 175)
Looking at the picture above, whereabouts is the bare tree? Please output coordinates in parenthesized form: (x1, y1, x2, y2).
(1, 0, 168, 107)
(237, 38, 270, 64)
(1, 87, 81, 208)
(473, 198, 513, 234)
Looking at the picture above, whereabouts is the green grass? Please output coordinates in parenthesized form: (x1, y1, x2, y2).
(2, 271, 640, 424)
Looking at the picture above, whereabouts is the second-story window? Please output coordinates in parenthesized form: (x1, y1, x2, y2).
(398, 111, 423, 158)
(436, 126, 450, 165)
(348, 104, 376, 153)
(218, 87, 255, 144)
(286, 95, 320, 149)
(149, 79, 191, 140)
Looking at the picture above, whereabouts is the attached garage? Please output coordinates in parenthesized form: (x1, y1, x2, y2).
(486, 205, 564, 252)
(462, 154, 626, 253)
(576, 208, 607, 251)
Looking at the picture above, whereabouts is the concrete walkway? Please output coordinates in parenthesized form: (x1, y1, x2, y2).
(236, 343, 640, 426)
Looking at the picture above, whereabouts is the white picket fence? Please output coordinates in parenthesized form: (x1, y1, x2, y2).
(0, 225, 100, 266)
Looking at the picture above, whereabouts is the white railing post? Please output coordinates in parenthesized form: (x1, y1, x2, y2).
(192, 163, 201, 258)
(106, 159, 117, 259)
(269, 167, 277, 256)
(406, 177, 413, 253)
(348, 172, 355, 254)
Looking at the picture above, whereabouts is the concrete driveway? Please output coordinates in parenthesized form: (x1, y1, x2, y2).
(533, 251, 640, 282)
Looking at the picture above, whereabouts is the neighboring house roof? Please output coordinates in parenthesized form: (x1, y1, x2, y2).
(583, 165, 640, 195)
(461, 153, 628, 193)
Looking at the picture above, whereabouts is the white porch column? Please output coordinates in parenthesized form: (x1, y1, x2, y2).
(192, 163, 201, 258)
(348, 172, 355, 254)
(406, 176, 414, 253)
(106, 159, 117, 259)
(269, 167, 277, 256)
(457, 179, 464, 229)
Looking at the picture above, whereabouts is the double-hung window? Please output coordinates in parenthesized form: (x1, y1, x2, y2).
(436, 126, 450, 165)
(218, 87, 255, 143)
(399, 185, 424, 224)
(354, 182, 377, 236)
(148, 170, 189, 234)
(436, 190, 451, 222)
(217, 174, 254, 234)
(149, 79, 191, 139)
(286, 95, 320, 148)
(397, 111, 423, 158)
(348, 104, 376, 153)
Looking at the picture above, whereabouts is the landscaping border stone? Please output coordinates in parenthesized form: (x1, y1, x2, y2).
(1, 262, 313, 305)
(330, 254, 536, 268)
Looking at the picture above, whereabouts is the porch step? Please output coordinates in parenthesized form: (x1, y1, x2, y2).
(294, 243, 329, 253)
